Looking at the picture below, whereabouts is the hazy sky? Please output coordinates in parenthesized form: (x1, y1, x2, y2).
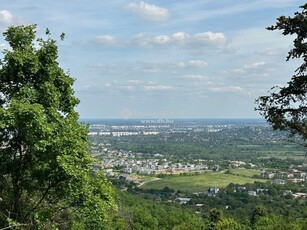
(0, 0, 306, 119)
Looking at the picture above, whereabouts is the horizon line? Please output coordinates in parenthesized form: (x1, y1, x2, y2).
(79, 117, 265, 120)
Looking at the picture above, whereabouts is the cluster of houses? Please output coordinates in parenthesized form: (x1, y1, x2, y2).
(261, 169, 307, 184)
(175, 183, 307, 206)
(281, 190, 307, 199)
(217, 185, 307, 199)
(232, 186, 269, 196)
(175, 188, 221, 206)
(88, 131, 160, 137)
(92, 147, 210, 176)
(122, 161, 210, 175)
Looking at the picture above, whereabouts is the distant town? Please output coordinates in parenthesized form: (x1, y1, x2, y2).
(87, 119, 307, 188)
(84, 118, 307, 227)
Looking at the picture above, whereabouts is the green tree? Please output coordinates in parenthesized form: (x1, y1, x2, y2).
(254, 215, 303, 230)
(256, 3, 307, 140)
(209, 209, 223, 223)
(216, 218, 250, 230)
(0, 25, 115, 229)
(129, 205, 158, 230)
(251, 205, 267, 225)
(206, 209, 224, 230)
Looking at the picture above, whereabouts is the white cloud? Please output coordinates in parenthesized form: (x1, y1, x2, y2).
(171, 31, 226, 46)
(128, 31, 226, 47)
(172, 32, 190, 44)
(130, 33, 171, 47)
(0, 10, 13, 23)
(178, 60, 208, 68)
(93, 35, 119, 46)
(121, 80, 175, 91)
(93, 31, 227, 48)
(181, 75, 209, 80)
(244, 61, 266, 69)
(153, 35, 170, 45)
(125, 1, 170, 21)
(209, 86, 243, 93)
(230, 69, 246, 74)
(193, 32, 226, 45)
(143, 85, 175, 91)
(98, 80, 176, 93)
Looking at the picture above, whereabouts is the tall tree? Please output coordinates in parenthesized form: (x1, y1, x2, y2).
(251, 205, 267, 225)
(256, 4, 307, 141)
(0, 25, 115, 229)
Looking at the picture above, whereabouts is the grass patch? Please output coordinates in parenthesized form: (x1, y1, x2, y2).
(229, 168, 260, 177)
(140, 171, 266, 192)
(130, 174, 160, 184)
(237, 145, 261, 148)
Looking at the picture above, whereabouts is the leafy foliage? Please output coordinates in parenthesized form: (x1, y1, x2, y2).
(0, 25, 115, 229)
(216, 218, 249, 230)
(256, 4, 307, 141)
(112, 191, 205, 230)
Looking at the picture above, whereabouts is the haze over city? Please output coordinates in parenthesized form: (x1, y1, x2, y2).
(0, 0, 305, 119)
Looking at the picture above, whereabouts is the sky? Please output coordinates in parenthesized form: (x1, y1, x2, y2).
(0, 0, 306, 119)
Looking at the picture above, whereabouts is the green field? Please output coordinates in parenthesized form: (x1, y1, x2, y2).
(259, 153, 306, 160)
(229, 168, 260, 177)
(140, 171, 266, 192)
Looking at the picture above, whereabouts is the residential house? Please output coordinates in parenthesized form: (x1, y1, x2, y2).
(261, 171, 275, 179)
(178, 198, 191, 205)
(248, 191, 257, 196)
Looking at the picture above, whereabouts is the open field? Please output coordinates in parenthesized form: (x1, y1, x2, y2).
(140, 171, 267, 192)
(258, 153, 306, 160)
(128, 174, 162, 186)
(229, 168, 261, 177)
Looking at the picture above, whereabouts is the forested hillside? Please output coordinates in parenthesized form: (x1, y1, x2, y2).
(2, 2, 307, 229)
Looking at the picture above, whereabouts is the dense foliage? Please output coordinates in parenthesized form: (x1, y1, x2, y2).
(256, 3, 307, 142)
(111, 190, 206, 230)
(109, 179, 307, 229)
(91, 126, 304, 161)
(0, 25, 115, 229)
